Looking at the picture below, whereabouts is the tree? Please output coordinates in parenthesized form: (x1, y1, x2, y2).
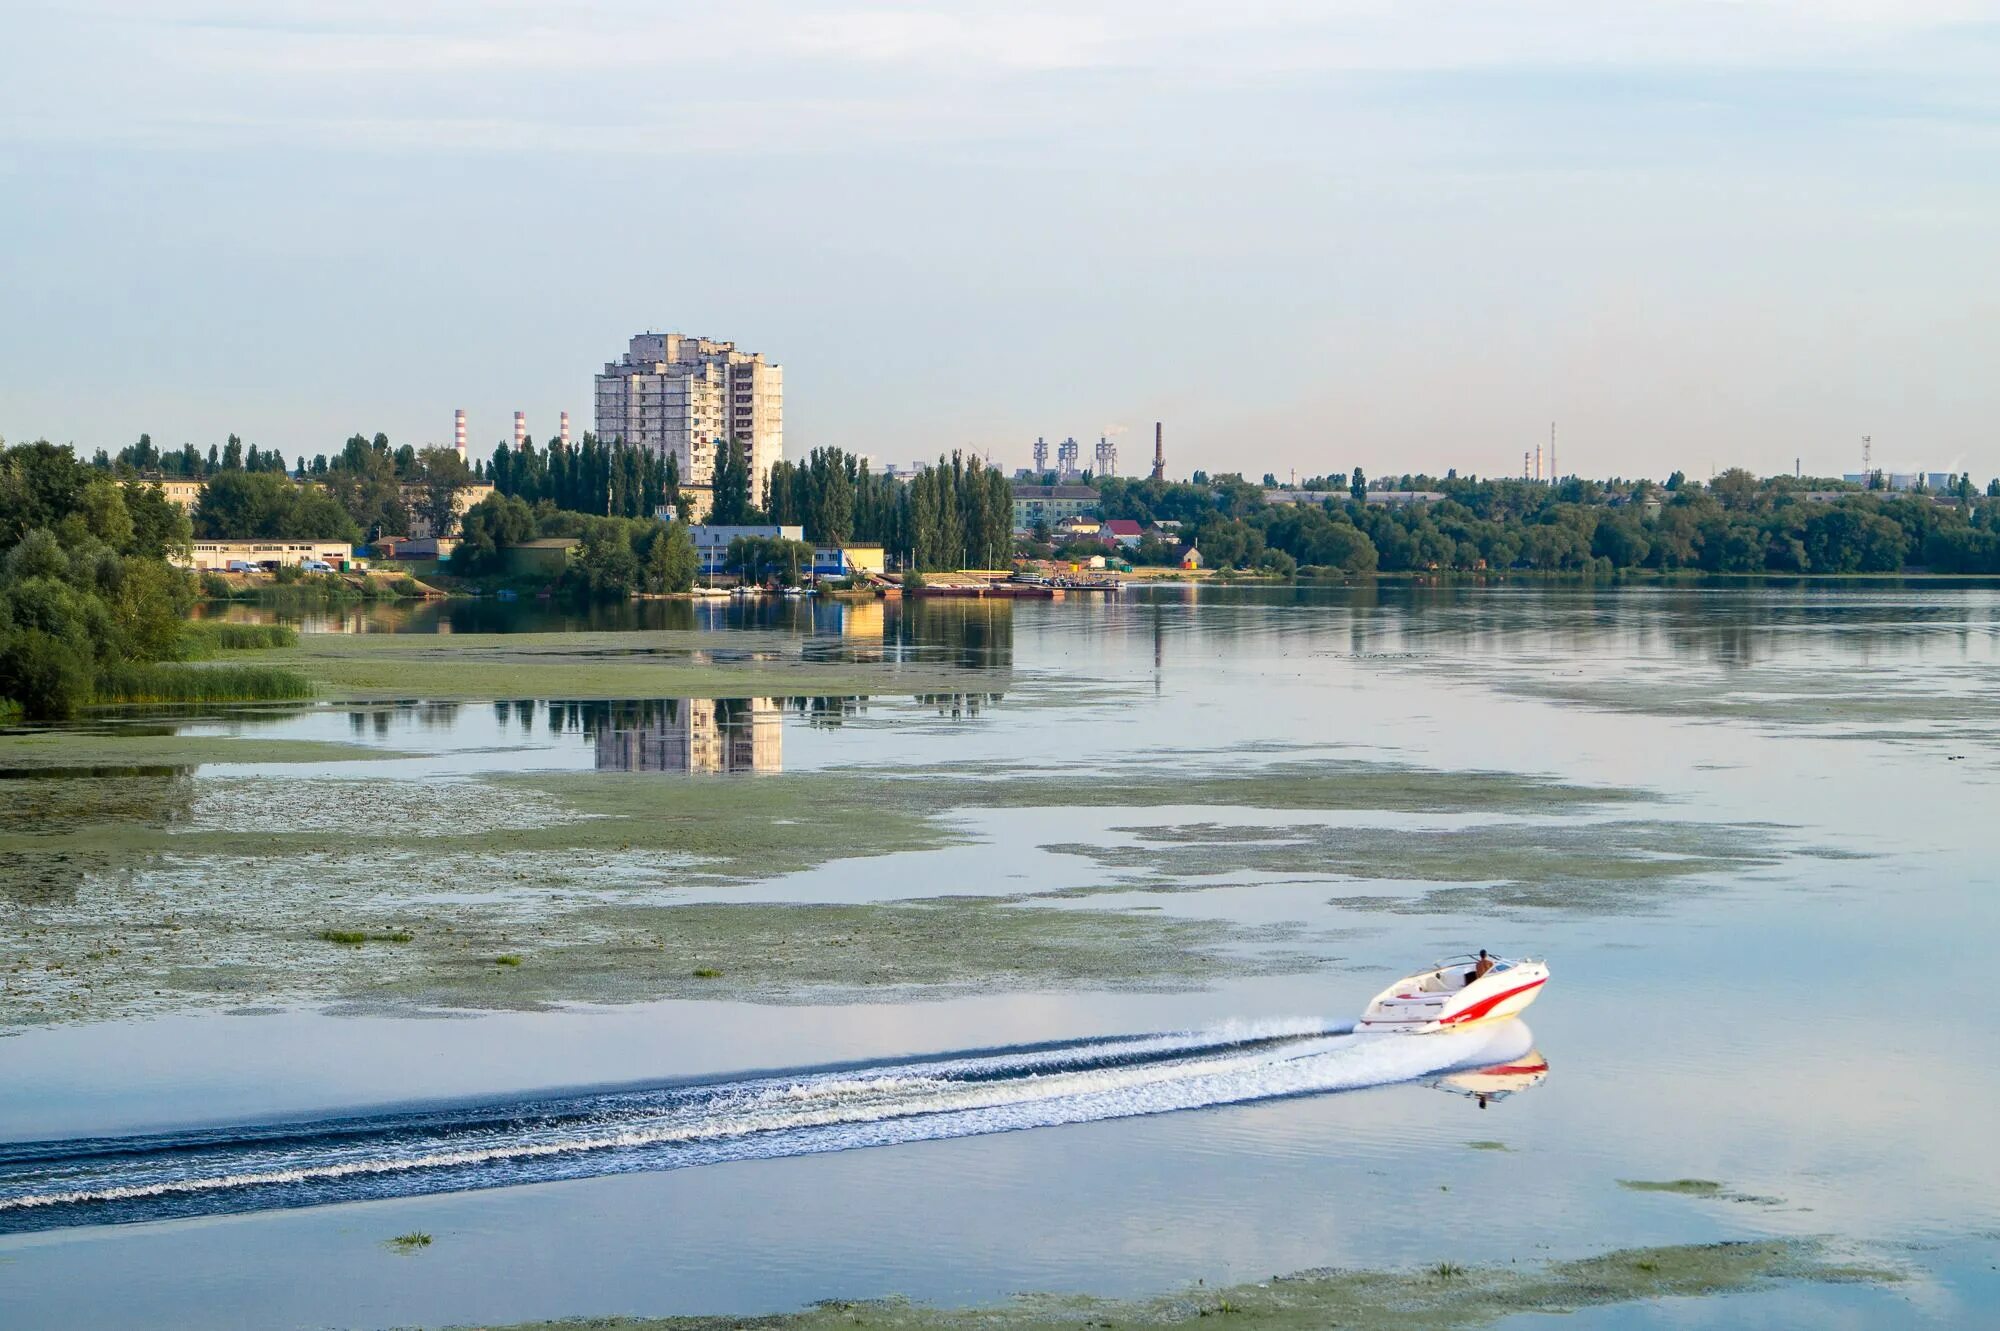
(195, 472, 359, 541)
(1351, 467, 1366, 497)
(412, 446, 474, 539)
(710, 440, 754, 524)
(647, 520, 697, 593)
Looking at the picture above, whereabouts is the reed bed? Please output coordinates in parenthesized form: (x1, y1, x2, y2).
(178, 621, 299, 657)
(95, 662, 314, 704)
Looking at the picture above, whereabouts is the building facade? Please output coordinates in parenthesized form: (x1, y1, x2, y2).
(595, 332, 783, 508)
(1011, 483, 1098, 533)
(179, 540, 354, 572)
(687, 523, 806, 577)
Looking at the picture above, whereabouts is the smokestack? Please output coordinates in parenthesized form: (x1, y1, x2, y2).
(1150, 422, 1164, 482)
(560, 411, 571, 447)
(514, 411, 526, 452)
(453, 409, 467, 459)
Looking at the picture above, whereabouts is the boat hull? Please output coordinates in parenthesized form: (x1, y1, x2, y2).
(1357, 959, 1549, 1035)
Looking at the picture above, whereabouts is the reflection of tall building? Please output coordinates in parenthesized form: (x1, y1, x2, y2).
(595, 697, 782, 773)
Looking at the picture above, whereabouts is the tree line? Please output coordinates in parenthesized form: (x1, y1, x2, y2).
(1094, 470, 2000, 575)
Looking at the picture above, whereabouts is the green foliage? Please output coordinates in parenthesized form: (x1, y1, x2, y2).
(494, 954, 523, 966)
(0, 441, 210, 718)
(0, 630, 95, 721)
(199, 572, 234, 600)
(710, 439, 755, 524)
(411, 446, 475, 541)
(648, 520, 698, 593)
(1097, 469, 2000, 575)
(388, 1231, 433, 1250)
(195, 470, 359, 542)
(453, 492, 538, 575)
(488, 433, 671, 520)
(726, 534, 815, 585)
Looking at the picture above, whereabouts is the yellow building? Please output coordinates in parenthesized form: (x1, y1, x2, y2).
(402, 482, 495, 539)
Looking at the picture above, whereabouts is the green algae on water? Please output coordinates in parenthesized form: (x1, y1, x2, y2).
(1621, 1178, 1725, 1195)
(456, 1239, 1894, 1331)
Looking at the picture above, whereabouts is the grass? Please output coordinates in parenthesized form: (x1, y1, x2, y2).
(318, 928, 414, 945)
(94, 662, 314, 705)
(494, 954, 523, 966)
(388, 1231, 433, 1250)
(691, 967, 722, 978)
(1466, 1140, 1511, 1152)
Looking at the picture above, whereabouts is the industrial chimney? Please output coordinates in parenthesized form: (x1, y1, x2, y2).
(560, 411, 571, 447)
(1150, 422, 1164, 482)
(453, 409, 467, 460)
(514, 411, 527, 452)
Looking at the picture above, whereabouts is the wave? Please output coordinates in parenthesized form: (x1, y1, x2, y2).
(0, 1018, 1531, 1232)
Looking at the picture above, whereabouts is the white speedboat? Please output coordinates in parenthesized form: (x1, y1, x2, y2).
(1357, 954, 1548, 1034)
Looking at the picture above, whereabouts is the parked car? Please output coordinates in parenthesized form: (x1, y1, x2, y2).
(226, 560, 257, 573)
(299, 559, 333, 573)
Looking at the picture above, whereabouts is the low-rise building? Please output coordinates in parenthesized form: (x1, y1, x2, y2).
(689, 524, 806, 577)
(1101, 519, 1144, 549)
(122, 478, 206, 512)
(811, 545, 887, 579)
(504, 537, 580, 579)
(1054, 516, 1103, 542)
(179, 539, 354, 572)
(1012, 483, 1098, 533)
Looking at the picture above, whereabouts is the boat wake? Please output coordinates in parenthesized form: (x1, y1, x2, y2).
(0, 1018, 1532, 1232)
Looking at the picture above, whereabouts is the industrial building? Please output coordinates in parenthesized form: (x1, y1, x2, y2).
(595, 332, 783, 508)
(179, 540, 354, 572)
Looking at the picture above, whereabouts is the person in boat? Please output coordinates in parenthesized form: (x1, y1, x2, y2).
(1465, 950, 1496, 984)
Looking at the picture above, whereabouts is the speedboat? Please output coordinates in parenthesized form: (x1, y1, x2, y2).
(1357, 954, 1548, 1034)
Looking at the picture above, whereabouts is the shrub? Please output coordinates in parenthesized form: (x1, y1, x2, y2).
(200, 572, 234, 600)
(0, 628, 94, 721)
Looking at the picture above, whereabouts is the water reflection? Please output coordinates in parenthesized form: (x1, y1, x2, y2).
(595, 698, 782, 774)
(1430, 1048, 1551, 1110)
(202, 595, 1017, 671)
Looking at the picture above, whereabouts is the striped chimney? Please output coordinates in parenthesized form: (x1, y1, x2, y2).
(453, 409, 467, 459)
(514, 411, 526, 451)
(560, 411, 570, 447)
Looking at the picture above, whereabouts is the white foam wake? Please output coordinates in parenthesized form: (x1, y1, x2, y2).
(0, 1019, 1529, 1215)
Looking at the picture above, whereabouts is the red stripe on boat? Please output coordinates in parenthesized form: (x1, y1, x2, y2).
(1440, 978, 1545, 1025)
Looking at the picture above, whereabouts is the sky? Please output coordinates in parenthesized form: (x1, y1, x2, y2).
(1, 1, 1996, 482)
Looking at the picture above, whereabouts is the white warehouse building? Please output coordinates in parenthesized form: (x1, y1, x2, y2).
(594, 332, 783, 508)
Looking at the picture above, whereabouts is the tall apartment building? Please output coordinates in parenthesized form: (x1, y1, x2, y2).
(594, 332, 783, 507)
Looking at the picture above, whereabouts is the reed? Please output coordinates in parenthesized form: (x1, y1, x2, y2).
(178, 621, 298, 657)
(94, 662, 314, 704)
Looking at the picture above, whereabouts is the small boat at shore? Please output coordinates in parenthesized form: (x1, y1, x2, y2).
(1357, 954, 1548, 1035)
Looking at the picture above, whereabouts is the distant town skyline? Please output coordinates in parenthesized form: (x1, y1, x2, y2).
(2, 2, 1995, 482)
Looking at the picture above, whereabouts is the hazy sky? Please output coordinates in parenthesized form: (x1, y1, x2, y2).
(2, 1, 1995, 481)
